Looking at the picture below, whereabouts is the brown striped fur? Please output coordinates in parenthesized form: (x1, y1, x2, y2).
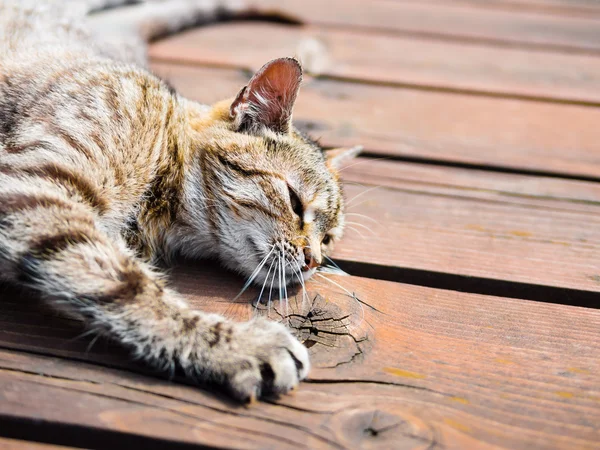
(0, 0, 360, 401)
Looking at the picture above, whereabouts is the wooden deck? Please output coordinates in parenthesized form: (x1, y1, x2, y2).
(2, 1, 600, 448)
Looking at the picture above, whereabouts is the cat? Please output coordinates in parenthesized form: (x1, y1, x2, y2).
(0, 0, 361, 402)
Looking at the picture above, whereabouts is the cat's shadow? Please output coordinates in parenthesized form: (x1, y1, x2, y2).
(0, 258, 369, 405)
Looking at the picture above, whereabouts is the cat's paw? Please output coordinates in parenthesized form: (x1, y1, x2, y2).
(219, 317, 310, 402)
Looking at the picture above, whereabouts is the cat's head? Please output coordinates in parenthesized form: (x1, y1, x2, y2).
(182, 58, 360, 288)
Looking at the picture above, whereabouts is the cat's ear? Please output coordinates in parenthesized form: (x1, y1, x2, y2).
(230, 57, 302, 134)
(325, 145, 363, 169)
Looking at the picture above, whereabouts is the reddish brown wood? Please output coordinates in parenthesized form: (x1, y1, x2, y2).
(4, 4, 600, 449)
(0, 265, 599, 449)
(149, 22, 600, 103)
(252, 0, 600, 51)
(0, 439, 73, 450)
(337, 161, 600, 292)
(340, 157, 600, 213)
(151, 62, 600, 179)
(408, 0, 600, 16)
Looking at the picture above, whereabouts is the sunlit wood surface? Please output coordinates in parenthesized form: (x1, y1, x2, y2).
(2, 1, 600, 448)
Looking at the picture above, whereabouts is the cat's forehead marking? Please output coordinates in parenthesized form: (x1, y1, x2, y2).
(304, 205, 316, 224)
(304, 190, 332, 226)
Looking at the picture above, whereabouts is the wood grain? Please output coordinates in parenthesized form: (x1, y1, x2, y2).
(0, 438, 73, 450)
(341, 157, 600, 213)
(0, 264, 599, 449)
(408, 0, 600, 16)
(151, 62, 600, 179)
(149, 22, 600, 103)
(252, 0, 600, 52)
(336, 158, 600, 293)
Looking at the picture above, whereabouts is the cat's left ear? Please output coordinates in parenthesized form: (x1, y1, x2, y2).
(325, 145, 363, 169)
(230, 57, 302, 134)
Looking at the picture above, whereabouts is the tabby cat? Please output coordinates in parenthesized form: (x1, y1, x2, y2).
(0, 0, 360, 401)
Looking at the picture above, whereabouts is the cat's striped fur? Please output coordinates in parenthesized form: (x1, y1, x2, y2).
(0, 0, 360, 401)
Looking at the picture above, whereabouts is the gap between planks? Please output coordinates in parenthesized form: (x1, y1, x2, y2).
(149, 62, 600, 180)
(149, 21, 600, 105)
(248, 0, 600, 54)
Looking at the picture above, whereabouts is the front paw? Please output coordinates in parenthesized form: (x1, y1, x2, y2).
(211, 317, 310, 402)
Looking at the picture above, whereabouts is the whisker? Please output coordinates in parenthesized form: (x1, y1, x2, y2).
(315, 273, 354, 298)
(268, 254, 277, 314)
(345, 186, 381, 207)
(323, 256, 348, 275)
(84, 331, 104, 356)
(345, 225, 367, 239)
(291, 257, 309, 309)
(256, 258, 277, 308)
(283, 278, 289, 317)
(233, 244, 275, 301)
(345, 199, 372, 211)
(66, 327, 102, 344)
(337, 155, 396, 173)
(345, 221, 377, 235)
(318, 265, 348, 276)
(278, 252, 284, 313)
(315, 273, 365, 324)
(345, 212, 380, 225)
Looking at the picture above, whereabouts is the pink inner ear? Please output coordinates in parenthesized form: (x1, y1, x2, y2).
(248, 58, 302, 101)
(231, 58, 302, 133)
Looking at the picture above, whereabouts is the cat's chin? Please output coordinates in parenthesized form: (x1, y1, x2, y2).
(302, 267, 317, 281)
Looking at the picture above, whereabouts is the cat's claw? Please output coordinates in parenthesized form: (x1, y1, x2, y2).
(223, 318, 310, 402)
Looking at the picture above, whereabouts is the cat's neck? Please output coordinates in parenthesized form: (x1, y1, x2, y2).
(135, 96, 214, 262)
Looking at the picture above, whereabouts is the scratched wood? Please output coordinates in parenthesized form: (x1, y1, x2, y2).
(0, 263, 599, 449)
(150, 62, 600, 179)
(149, 22, 600, 104)
(252, 0, 600, 52)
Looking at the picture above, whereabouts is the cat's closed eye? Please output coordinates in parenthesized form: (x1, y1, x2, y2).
(288, 186, 304, 221)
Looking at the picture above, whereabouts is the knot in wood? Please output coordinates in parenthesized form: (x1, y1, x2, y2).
(256, 291, 370, 368)
(329, 408, 437, 449)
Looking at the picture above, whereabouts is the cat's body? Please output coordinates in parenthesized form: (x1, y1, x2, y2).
(0, 0, 358, 401)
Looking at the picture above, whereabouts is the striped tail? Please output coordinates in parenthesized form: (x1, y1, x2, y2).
(86, 0, 249, 65)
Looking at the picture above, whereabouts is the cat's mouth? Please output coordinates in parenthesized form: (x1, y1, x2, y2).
(249, 256, 315, 289)
(244, 238, 320, 289)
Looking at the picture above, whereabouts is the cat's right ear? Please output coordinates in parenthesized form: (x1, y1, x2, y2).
(326, 145, 363, 169)
(230, 58, 302, 134)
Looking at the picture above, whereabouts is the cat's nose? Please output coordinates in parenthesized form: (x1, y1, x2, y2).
(302, 247, 320, 270)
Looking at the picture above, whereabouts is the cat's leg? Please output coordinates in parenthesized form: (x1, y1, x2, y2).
(0, 180, 309, 401)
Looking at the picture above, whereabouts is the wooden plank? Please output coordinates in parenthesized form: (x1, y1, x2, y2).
(0, 265, 599, 449)
(340, 157, 600, 213)
(253, 0, 600, 52)
(337, 158, 600, 293)
(148, 22, 600, 104)
(407, 0, 600, 16)
(0, 438, 73, 450)
(151, 63, 600, 179)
